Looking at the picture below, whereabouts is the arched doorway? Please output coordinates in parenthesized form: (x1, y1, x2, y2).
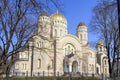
(63, 58, 69, 74)
(72, 61, 78, 73)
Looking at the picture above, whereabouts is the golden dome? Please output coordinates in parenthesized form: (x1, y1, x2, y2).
(97, 41, 105, 46)
(51, 11, 67, 23)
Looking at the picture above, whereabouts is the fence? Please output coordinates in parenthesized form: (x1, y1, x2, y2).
(0, 71, 119, 80)
(8, 71, 111, 80)
(11, 71, 63, 77)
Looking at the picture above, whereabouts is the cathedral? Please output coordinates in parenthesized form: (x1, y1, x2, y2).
(10, 11, 109, 76)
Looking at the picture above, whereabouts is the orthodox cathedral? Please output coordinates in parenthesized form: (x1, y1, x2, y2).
(10, 11, 109, 76)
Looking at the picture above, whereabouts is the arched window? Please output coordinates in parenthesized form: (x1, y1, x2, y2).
(80, 34, 82, 40)
(25, 63, 27, 69)
(37, 42, 39, 47)
(64, 44, 75, 57)
(68, 46, 70, 55)
(105, 68, 107, 73)
(15, 63, 19, 70)
(71, 49, 73, 53)
(24, 52, 28, 59)
(38, 59, 41, 68)
(39, 41, 41, 48)
(92, 65, 94, 72)
(105, 60, 106, 65)
(100, 46, 102, 51)
(89, 64, 91, 71)
(22, 63, 27, 69)
(22, 63, 24, 69)
(51, 59, 54, 68)
(20, 53, 23, 58)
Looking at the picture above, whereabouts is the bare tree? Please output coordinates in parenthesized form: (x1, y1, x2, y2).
(0, 0, 60, 78)
(90, 0, 120, 77)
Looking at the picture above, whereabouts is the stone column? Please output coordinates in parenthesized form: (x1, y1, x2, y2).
(69, 63, 72, 73)
(64, 62, 67, 72)
(78, 63, 80, 72)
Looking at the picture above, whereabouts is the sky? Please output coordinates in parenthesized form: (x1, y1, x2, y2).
(60, 0, 100, 48)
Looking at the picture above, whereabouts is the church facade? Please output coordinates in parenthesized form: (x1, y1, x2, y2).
(10, 11, 109, 76)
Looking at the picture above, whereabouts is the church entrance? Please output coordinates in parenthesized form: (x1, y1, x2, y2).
(72, 61, 78, 73)
(63, 58, 69, 74)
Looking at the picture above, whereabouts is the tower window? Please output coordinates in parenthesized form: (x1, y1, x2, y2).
(80, 34, 82, 40)
(84, 34, 86, 40)
(60, 30, 62, 36)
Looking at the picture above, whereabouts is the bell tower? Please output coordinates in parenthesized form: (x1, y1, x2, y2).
(38, 11, 51, 39)
(96, 41, 109, 75)
(96, 41, 106, 54)
(76, 22, 88, 45)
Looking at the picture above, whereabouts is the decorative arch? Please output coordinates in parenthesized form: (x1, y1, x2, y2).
(59, 34, 81, 49)
(59, 35, 82, 57)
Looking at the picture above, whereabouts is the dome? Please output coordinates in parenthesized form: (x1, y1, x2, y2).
(51, 11, 67, 23)
(97, 41, 105, 46)
(77, 22, 87, 29)
(78, 22, 86, 26)
(40, 11, 48, 16)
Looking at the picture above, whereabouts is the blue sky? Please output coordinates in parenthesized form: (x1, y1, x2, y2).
(61, 0, 100, 48)
(49, 0, 101, 48)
